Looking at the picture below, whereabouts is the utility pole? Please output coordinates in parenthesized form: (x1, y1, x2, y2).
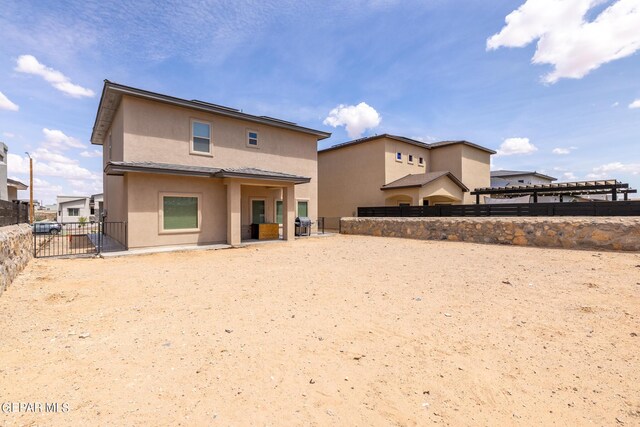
(25, 152, 34, 223)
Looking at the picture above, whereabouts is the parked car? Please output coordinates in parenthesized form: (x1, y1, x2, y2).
(33, 221, 63, 235)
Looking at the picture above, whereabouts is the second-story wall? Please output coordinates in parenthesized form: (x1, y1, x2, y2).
(460, 145, 491, 204)
(318, 139, 386, 218)
(384, 138, 431, 184)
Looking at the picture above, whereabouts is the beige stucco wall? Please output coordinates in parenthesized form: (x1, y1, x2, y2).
(119, 96, 317, 222)
(430, 144, 463, 178)
(318, 139, 386, 218)
(103, 102, 125, 223)
(7, 187, 17, 202)
(126, 173, 227, 248)
(460, 145, 491, 204)
(383, 139, 430, 184)
(420, 175, 464, 203)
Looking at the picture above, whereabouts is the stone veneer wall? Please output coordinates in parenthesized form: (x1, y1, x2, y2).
(341, 217, 640, 251)
(0, 224, 33, 296)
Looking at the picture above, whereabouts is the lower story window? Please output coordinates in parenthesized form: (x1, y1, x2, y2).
(68, 208, 79, 216)
(162, 195, 199, 231)
(297, 201, 308, 217)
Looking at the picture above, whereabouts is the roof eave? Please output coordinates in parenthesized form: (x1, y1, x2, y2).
(92, 81, 331, 145)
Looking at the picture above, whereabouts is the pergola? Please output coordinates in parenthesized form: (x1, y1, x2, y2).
(471, 179, 636, 204)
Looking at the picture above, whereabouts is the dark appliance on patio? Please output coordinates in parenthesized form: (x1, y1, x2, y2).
(295, 217, 312, 237)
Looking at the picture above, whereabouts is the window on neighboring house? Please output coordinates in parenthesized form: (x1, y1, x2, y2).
(396, 152, 402, 162)
(247, 130, 259, 148)
(418, 157, 424, 166)
(275, 200, 283, 224)
(297, 201, 308, 217)
(191, 120, 212, 155)
(68, 208, 79, 216)
(90, 207, 95, 215)
(408, 154, 414, 164)
(518, 179, 525, 183)
(161, 194, 200, 231)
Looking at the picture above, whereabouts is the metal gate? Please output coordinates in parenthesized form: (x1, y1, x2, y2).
(33, 221, 127, 258)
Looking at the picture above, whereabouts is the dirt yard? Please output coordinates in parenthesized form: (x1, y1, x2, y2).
(1, 235, 639, 426)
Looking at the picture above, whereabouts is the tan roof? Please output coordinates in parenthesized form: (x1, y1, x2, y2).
(91, 81, 331, 145)
(7, 178, 28, 190)
(381, 171, 469, 191)
(319, 134, 496, 154)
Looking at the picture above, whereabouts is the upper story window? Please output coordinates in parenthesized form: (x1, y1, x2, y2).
(247, 130, 259, 148)
(395, 152, 402, 162)
(191, 120, 212, 155)
(408, 154, 414, 164)
(418, 157, 424, 167)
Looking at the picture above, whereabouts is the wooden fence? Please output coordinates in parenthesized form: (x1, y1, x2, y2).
(358, 201, 640, 218)
(0, 200, 29, 227)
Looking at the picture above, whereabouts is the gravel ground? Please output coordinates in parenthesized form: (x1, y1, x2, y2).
(1, 234, 639, 426)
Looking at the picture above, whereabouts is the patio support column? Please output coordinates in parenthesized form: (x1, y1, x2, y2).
(226, 180, 241, 246)
(283, 184, 295, 241)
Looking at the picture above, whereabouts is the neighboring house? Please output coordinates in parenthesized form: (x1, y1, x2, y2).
(90, 81, 330, 248)
(0, 142, 8, 201)
(490, 170, 556, 187)
(91, 193, 104, 220)
(318, 134, 495, 217)
(7, 178, 28, 202)
(1, 142, 29, 202)
(55, 193, 106, 222)
(57, 196, 91, 223)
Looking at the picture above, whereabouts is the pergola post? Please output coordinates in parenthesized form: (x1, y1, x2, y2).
(611, 187, 617, 201)
(475, 193, 480, 205)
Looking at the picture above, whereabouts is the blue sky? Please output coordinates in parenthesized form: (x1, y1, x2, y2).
(0, 0, 638, 204)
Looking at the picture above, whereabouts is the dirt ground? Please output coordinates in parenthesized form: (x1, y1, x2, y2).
(1, 235, 639, 426)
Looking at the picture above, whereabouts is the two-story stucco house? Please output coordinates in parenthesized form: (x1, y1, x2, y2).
(90, 81, 330, 249)
(318, 134, 495, 218)
(490, 170, 556, 187)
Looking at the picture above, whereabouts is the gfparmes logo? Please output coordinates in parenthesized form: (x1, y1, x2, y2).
(1, 402, 70, 413)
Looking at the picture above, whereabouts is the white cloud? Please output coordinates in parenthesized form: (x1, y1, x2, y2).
(80, 149, 102, 158)
(629, 99, 640, 109)
(562, 172, 578, 180)
(323, 102, 381, 138)
(15, 55, 95, 98)
(612, 101, 620, 107)
(487, 0, 640, 83)
(7, 153, 30, 174)
(42, 128, 85, 150)
(0, 90, 19, 111)
(552, 146, 577, 154)
(3, 132, 16, 138)
(496, 137, 538, 156)
(587, 161, 640, 179)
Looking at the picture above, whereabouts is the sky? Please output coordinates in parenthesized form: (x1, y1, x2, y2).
(0, 0, 638, 204)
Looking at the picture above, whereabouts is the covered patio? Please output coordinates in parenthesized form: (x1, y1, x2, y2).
(381, 171, 469, 206)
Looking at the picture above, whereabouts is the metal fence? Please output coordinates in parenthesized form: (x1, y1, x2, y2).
(33, 221, 127, 258)
(316, 217, 341, 233)
(358, 201, 640, 218)
(0, 200, 29, 227)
